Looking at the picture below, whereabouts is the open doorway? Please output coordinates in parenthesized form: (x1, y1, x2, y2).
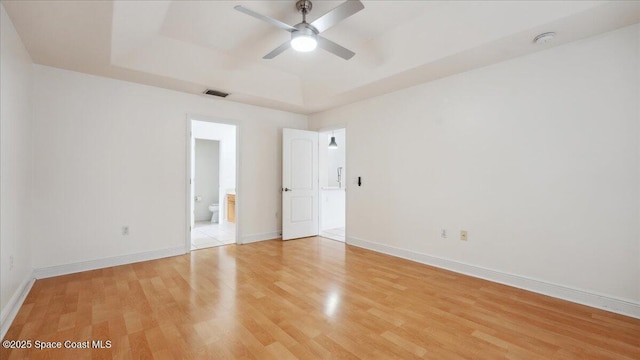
(319, 128, 346, 242)
(189, 119, 237, 250)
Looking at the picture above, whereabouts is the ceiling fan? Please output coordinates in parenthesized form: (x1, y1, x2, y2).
(234, 0, 364, 60)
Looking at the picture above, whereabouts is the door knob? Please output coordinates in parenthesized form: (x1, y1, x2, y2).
(284, 188, 291, 192)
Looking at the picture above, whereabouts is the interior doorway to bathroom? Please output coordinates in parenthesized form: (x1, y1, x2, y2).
(318, 128, 346, 242)
(188, 119, 237, 250)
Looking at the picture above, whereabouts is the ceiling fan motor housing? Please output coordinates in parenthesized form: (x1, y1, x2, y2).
(293, 23, 318, 36)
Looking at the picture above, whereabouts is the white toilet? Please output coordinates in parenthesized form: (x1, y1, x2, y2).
(208, 204, 219, 223)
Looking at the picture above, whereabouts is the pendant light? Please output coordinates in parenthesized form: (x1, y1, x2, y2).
(328, 131, 338, 149)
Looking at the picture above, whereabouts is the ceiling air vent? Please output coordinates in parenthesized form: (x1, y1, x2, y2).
(203, 89, 229, 98)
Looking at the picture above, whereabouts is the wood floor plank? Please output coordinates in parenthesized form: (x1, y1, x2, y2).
(2, 237, 639, 359)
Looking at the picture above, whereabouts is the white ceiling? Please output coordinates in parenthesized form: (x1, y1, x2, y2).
(3, 0, 639, 114)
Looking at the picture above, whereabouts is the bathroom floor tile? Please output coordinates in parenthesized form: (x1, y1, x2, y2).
(192, 238, 225, 250)
(215, 235, 235, 244)
(320, 227, 345, 242)
(191, 232, 212, 242)
(191, 221, 236, 250)
(198, 228, 218, 237)
(324, 227, 345, 235)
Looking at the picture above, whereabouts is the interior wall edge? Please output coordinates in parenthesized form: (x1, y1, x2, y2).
(32, 246, 185, 280)
(0, 2, 34, 329)
(0, 274, 35, 340)
(347, 236, 640, 319)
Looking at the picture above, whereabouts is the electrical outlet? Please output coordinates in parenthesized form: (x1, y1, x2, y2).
(460, 230, 468, 241)
(440, 229, 447, 239)
(122, 226, 129, 236)
(9, 255, 14, 271)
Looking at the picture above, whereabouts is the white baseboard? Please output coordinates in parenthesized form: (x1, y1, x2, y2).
(347, 236, 640, 319)
(33, 246, 185, 279)
(1, 274, 35, 340)
(241, 231, 281, 244)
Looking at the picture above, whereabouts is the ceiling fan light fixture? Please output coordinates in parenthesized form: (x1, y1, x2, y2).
(291, 30, 317, 52)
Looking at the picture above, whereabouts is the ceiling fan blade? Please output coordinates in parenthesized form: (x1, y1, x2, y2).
(317, 37, 355, 60)
(310, 0, 364, 34)
(234, 5, 296, 32)
(263, 41, 291, 59)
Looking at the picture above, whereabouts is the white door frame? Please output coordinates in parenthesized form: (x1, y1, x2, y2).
(185, 114, 242, 253)
(317, 125, 348, 244)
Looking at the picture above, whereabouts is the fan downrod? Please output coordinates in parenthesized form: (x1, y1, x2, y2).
(296, 0, 313, 22)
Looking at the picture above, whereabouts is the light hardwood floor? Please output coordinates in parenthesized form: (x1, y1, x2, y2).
(2, 237, 639, 359)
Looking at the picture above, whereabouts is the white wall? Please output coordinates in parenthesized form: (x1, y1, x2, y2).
(1, 3, 33, 330)
(310, 25, 640, 305)
(194, 139, 219, 221)
(31, 65, 307, 269)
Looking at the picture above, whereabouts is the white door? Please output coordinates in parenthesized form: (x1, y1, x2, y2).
(282, 128, 319, 240)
